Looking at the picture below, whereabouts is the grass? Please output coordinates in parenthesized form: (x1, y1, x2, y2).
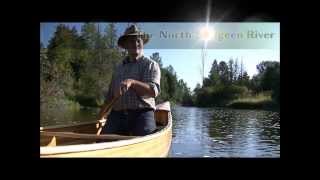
(226, 92, 278, 110)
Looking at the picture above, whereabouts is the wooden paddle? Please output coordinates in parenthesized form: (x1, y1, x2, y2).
(96, 94, 121, 135)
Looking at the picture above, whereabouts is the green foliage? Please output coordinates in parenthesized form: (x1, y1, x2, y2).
(195, 84, 248, 107)
(193, 58, 279, 108)
(41, 23, 123, 110)
(252, 61, 280, 104)
(104, 23, 117, 48)
(150, 52, 163, 68)
(80, 23, 99, 49)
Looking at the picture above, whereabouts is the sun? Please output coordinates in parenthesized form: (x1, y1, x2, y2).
(199, 25, 215, 42)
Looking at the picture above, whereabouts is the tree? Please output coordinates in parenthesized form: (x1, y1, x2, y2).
(156, 66, 177, 103)
(255, 61, 280, 91)
(208, 59, 220, 86)
(46, 24, 82, 98)
(47, 24, 80, 61)
(81, 23, 99, 50)
(203, 77, 212, 87)
(252, 61, 280, 103)
(218, 61, 229, 85)
(41, 25, 77, 110)
(104, 23, 117, 48)
(239, 71, 250, 87)
(233, 59, 239, 81)
(228, 59, 234, 83)
(178, 79, 193, 106)
(43, 23, 125, 107)
(156, 68, 170, 103)
(151, 53, 193, 105)
(259, 61, 280, 102)
(250, 74, 262, 93)
(150, 52, 163, 68)
(242, 71, 250, 84)
(165, 66, 178, 99)
(167, 65, 176, 76)
(239, 59, 244, 81)
(48, 24, 79, 48)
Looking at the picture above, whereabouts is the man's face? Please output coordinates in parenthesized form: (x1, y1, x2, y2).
(125, 36, 143, 58)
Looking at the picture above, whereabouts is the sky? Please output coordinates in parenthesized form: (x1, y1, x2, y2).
(40, 22, 280, 90)
(144, 49, 279, 90)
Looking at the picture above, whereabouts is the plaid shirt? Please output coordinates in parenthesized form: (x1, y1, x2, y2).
(105, 55, 161, 111)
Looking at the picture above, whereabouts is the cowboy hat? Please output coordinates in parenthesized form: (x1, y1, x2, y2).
(117, 24, 150, 48)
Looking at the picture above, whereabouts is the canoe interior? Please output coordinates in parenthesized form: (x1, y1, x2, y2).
(40, 109, 169, 147)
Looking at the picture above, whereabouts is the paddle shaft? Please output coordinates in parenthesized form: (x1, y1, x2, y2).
(96, 94, 121, 135)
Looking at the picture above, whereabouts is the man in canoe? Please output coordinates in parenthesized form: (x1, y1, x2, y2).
(97, 24, 161, 136)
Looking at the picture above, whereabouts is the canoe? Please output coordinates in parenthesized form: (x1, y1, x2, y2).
(40, 102, 172, 157)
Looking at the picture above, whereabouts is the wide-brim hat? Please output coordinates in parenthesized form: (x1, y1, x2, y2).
(117, 25, 150, 48)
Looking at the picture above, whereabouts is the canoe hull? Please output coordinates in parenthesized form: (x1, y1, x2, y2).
(41, 127, 171, 157)
(40, 102, 172, 158)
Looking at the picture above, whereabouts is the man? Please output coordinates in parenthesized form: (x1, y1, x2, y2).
(97, 25, 161, 136)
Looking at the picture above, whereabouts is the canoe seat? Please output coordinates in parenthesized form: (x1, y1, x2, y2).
(155, 110, 168, 126)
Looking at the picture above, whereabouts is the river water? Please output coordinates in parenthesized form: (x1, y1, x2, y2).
(169, 106, 280, 157)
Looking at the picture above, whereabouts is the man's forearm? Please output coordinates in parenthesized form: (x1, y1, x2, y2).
(131, 79, 155, 97)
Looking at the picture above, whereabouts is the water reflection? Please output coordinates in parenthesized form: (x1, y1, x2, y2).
(40, 107, 98, 127)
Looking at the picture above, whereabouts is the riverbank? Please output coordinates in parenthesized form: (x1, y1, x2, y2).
(180, 92, 279, 111)
(226, 93, 279, 111)
(226, 99, 279, 110)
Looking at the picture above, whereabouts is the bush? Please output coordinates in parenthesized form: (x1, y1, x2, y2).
(74, 95, 101, 107)
(41, 96, 80, 114)
(195, 85, 248, 107)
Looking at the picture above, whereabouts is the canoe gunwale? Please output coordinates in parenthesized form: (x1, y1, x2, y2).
(41, 131, 140, 140)
(40, 121, 98, 131)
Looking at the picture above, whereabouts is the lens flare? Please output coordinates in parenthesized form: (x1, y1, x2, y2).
(200, 26, 214, 42)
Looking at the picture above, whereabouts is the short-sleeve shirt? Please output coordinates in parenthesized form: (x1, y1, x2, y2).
(105, 55, 161, 111)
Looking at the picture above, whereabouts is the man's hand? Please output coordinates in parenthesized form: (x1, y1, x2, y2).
(114, 78, 155, 98)
(114, 79, 136, 97)
(121, 79, 135, 93)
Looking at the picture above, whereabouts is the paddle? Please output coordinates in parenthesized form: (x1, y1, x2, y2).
(96, 94, 121, 135)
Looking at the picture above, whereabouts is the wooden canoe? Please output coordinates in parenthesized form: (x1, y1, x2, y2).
(40, 102, 172, 158)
